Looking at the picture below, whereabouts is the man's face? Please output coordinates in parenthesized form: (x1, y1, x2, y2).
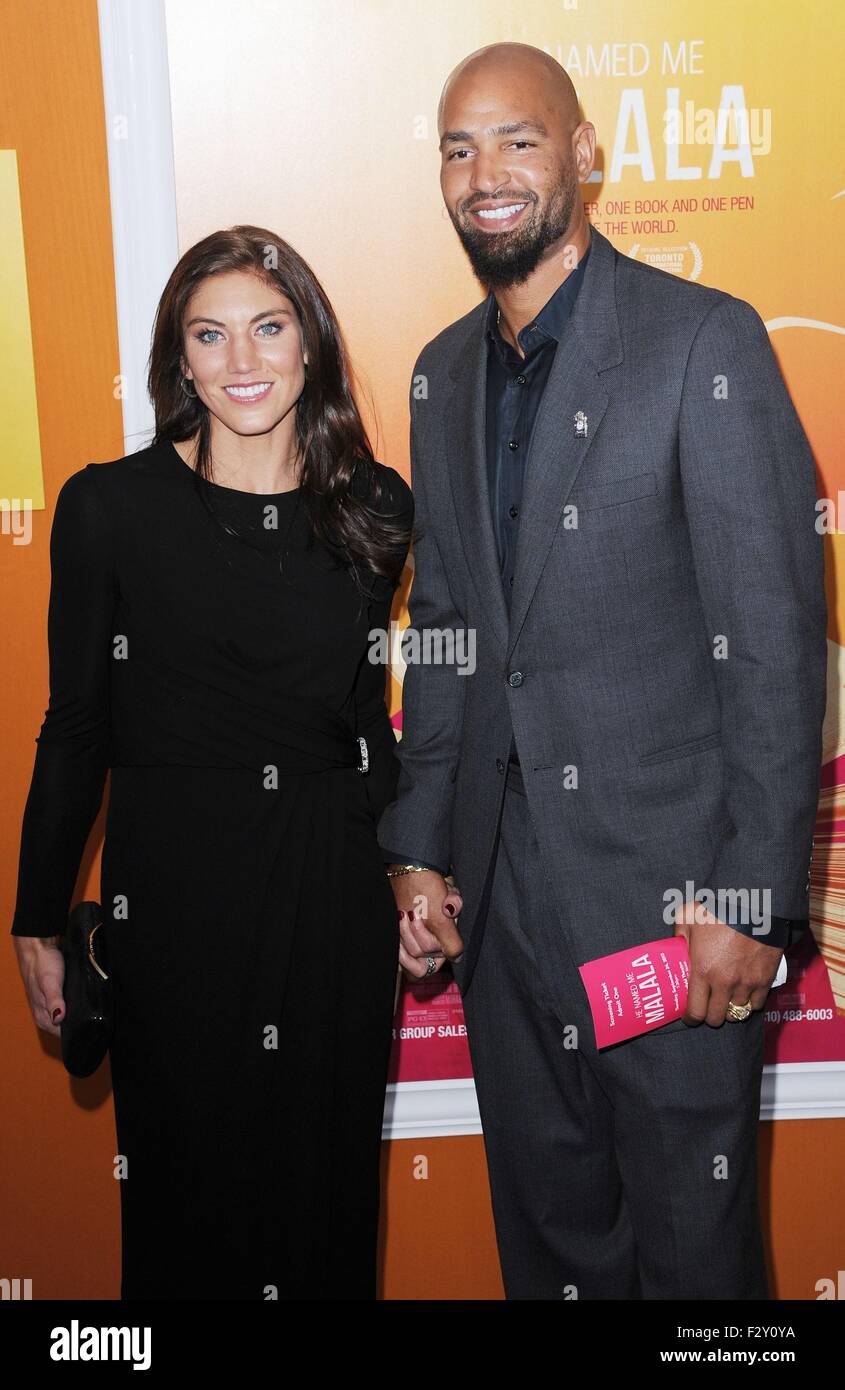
(439, 82, 581, 290)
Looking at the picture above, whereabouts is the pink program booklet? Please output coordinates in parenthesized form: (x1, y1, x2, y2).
(579, 938, 689, 1048)
(578, 937, 788, 1048)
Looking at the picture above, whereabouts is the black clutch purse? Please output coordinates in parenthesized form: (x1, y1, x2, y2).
(59, 900, 114, 1077)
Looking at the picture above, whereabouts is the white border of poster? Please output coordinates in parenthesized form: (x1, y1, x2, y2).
(97, 0, 845, 1136)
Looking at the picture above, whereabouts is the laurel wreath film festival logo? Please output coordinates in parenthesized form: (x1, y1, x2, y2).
(628, 242, 703, 280)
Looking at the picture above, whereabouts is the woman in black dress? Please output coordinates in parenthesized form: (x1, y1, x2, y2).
(11, 225, 413, 1300)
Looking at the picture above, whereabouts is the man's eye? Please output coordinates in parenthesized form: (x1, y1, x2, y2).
(447, 148, 471, 160)
(510, 141, 535, 150)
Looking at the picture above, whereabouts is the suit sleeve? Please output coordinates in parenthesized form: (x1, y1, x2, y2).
(678, 295, 827, 934)
(375, 386, 469, 875)
(11, 468, 115, 937)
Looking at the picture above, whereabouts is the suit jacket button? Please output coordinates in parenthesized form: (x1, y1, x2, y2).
(496, 758, 505, 773)
(508, 670, 524, 687)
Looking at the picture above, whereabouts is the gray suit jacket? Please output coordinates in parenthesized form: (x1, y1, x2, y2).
(377, 227, 827, 994)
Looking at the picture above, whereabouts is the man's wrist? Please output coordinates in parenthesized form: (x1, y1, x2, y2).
(719, 914, 796, 951)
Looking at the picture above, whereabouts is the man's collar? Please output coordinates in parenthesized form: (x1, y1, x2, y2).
(484, 233, 592, 355)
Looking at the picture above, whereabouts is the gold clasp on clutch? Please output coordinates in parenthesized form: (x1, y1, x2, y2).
(87, 922, 109, 982)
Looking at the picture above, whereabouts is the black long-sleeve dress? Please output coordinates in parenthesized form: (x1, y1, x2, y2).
(12, 437, 413, 1300)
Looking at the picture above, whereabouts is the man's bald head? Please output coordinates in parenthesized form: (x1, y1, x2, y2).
(437, 42, 580, 138)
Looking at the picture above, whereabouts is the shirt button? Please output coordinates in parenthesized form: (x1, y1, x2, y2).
(508, 439, 519, 451)
(509, 505, 519, 518)
(516, 374, 526, 385)
(496, 758, 505, 774)
(508, 670, 524, 687)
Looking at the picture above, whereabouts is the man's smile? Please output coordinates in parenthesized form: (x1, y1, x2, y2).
(468, 200, 530, 231)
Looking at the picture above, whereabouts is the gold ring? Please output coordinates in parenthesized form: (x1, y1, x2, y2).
(726, 1000, 752, 1022)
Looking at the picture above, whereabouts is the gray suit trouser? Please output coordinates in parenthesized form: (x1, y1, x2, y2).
(456, 760, 770, 1300)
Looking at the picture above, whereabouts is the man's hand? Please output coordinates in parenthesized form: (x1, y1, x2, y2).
(387, 867, 464, 980)
(674, 901, 784, 1027)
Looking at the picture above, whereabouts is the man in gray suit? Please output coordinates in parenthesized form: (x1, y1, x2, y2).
(378, 41, 826, 1299)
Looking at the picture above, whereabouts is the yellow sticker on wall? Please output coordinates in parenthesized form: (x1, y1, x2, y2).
(0, 150, 44, 510)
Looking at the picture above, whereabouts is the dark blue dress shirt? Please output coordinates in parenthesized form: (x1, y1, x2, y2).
(484, 244, 590, 607)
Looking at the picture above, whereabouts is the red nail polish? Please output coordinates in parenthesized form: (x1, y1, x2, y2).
(51, 1008, 61, 1023)
(443, 903, 455, 916)
(398, 909, 405, 919)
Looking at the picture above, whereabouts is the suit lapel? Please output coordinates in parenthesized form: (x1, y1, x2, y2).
(445, 325, 510, 648)
(506, 340, 609, 660)
(444, 228, 623, 655)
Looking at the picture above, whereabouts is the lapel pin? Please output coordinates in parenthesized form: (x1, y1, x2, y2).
(573, 410, 589, 439)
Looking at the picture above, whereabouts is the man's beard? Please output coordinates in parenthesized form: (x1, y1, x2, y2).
(450, 162, 579, 291)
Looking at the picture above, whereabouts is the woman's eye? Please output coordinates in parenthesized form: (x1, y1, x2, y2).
(194, 321, 284, 345)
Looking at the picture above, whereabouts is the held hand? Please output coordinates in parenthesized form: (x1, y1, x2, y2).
(388, 868, 464, 980)
(674, 901, 784, 1027)
(13, 936, 66, 1037)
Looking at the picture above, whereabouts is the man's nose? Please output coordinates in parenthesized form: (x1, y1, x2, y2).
(470, 151, 511, 194)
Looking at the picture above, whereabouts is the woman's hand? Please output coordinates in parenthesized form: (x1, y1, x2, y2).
(13, 937, 65, 1036)
(388, 868, 464, 980)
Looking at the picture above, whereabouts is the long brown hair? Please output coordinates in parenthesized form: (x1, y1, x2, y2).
(147, 225, 412, 592)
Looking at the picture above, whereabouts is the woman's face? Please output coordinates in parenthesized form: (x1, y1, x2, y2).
(179, 270, 308, 438)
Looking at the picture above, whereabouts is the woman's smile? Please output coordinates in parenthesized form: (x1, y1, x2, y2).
(223, 381, 274, 404)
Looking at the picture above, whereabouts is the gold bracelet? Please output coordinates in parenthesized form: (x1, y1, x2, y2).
(386, 863, 434, 879)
